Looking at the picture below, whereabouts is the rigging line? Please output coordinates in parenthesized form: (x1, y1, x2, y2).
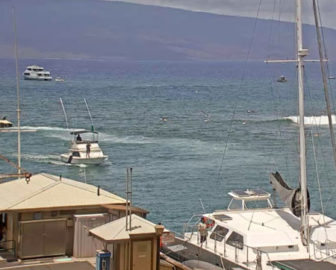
(303, 70, 334, 216)
(312, 0, 336, 170)
(266, 0, 289, 175)
(315, 0, 336, 105)
(311, 131, 326, 216)
(217, 0, 263, 180)
(265, 0, 278, 61)
(311, 130, 329, 241)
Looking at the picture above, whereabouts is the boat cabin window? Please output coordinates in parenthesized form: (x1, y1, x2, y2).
(210, 225, 229, 242)
(72, 151, 80, 157)
(227, 232, 244, 249)
(228, 199, 243, 210)
(244, 200, 271, 209)
(24, 72, 30, 75)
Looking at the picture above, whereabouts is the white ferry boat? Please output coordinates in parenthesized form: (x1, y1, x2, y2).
(23, 65, 52, 81)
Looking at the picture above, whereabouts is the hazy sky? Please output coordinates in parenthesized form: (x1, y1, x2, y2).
(107, 0, 336, 29)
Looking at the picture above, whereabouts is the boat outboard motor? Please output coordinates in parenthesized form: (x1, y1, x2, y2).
(67, 154, 73, 164)
(270, 172, 310, 217)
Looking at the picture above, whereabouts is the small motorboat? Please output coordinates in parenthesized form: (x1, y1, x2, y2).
(0, 117, 13, 128)
(55, 77, 65, 82)
(277, 75, 287, 82)
(60, 130, 108, 165)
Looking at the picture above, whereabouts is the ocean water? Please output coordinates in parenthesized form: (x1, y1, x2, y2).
(1, 58, 336, 232)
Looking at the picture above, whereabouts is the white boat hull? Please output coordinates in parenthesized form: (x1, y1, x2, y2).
(60, 154, 107, 165)
(24, 76, 52, 81)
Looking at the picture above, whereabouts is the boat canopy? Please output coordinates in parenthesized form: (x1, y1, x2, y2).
(70, 129, 98, 135)
(228, 189, 271, 201)
(227, 189, 273, 210)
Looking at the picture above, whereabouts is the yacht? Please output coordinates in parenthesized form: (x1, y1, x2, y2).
(23, 65, 52, 81)
(60, 130, 108, 165)
(163, 186, 336, 269)
(162, 0, 336, 269)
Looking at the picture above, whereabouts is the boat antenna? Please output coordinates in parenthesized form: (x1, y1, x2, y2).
(312, 0, 336, 169)
(199, 199, 206, 213)
(84, 98, 94, 132)
(59, 98, 69, 129)
(296, 0, 310, 248)
(12, 6, 21, 176)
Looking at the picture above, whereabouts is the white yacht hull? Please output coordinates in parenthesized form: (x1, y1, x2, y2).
(24, 76, 52, 81)
(60, 154, 107, 165)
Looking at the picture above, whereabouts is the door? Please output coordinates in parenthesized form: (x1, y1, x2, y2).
(132, 240, 152, 270)
(19, 219, 67, 258)
(73, 214, 108, 258)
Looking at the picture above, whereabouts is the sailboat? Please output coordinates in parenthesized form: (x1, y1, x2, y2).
(162, 1, 336, 269)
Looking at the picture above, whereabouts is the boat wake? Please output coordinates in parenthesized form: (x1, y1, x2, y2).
(284, 115, 336, 125)
(99, 134, 155, 144)
(20, 153, 69, 166)
(20, 126, 71, 132)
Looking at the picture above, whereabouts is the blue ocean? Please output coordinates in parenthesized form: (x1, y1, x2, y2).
(0, 58, 336, 232)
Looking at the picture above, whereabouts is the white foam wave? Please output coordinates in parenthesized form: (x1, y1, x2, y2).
(21, 126, 71, 131)
(284, 115, 336, 125)
(99, 134, 154, 144)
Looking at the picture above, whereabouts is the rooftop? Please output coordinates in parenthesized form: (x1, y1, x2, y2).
(0, 173, 126, 212)
(90, 214, 161, 242)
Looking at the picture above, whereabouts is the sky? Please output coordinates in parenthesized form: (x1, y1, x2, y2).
(107, 0, 336, 30)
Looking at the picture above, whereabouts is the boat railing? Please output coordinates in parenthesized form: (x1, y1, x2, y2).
(183, 217, 274, 269)
(209, 229, 274, 269)
(311, 240, 336, 261)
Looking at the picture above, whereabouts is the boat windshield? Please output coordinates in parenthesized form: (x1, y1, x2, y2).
(244, 200, 271, 209)
(73, 131, 98, 143)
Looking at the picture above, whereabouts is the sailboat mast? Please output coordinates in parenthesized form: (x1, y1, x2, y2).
(13, 7, 21, 175)
(296, 0, 309, 246)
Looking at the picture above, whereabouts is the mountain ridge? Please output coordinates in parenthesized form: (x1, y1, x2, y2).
(0, 0, 335, 61)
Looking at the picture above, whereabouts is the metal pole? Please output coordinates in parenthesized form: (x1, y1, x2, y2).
(125, 168, 129, 231)
(296, 0, 309, 248)
(12, 7, 21, 176)
(59, 98, 69, 129)
(312, 0, 336, 169)
(84, 98, 94, 132)
(129, 168, 132, 231)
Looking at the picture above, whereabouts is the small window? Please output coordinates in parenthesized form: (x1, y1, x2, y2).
(24, 72, 30, 75)
(228, 199, 243, 210)
(227, 232, 244, 249)
(27, 68, 32, 71)
(72, 151, 80, 157)
(210, 225, 229, 242)
(38, 74, 42, 76)
(33, 212, 42, 220)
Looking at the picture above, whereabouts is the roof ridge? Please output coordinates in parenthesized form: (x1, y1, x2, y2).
(41, 172, 125, 202)
(7, 181, 61, 210)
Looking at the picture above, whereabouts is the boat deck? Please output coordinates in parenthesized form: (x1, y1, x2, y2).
(162, 236, 247, 270)
(272, 259, 336, 270)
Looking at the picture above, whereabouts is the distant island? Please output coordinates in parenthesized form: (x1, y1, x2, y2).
(0, 0, 335, 61)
